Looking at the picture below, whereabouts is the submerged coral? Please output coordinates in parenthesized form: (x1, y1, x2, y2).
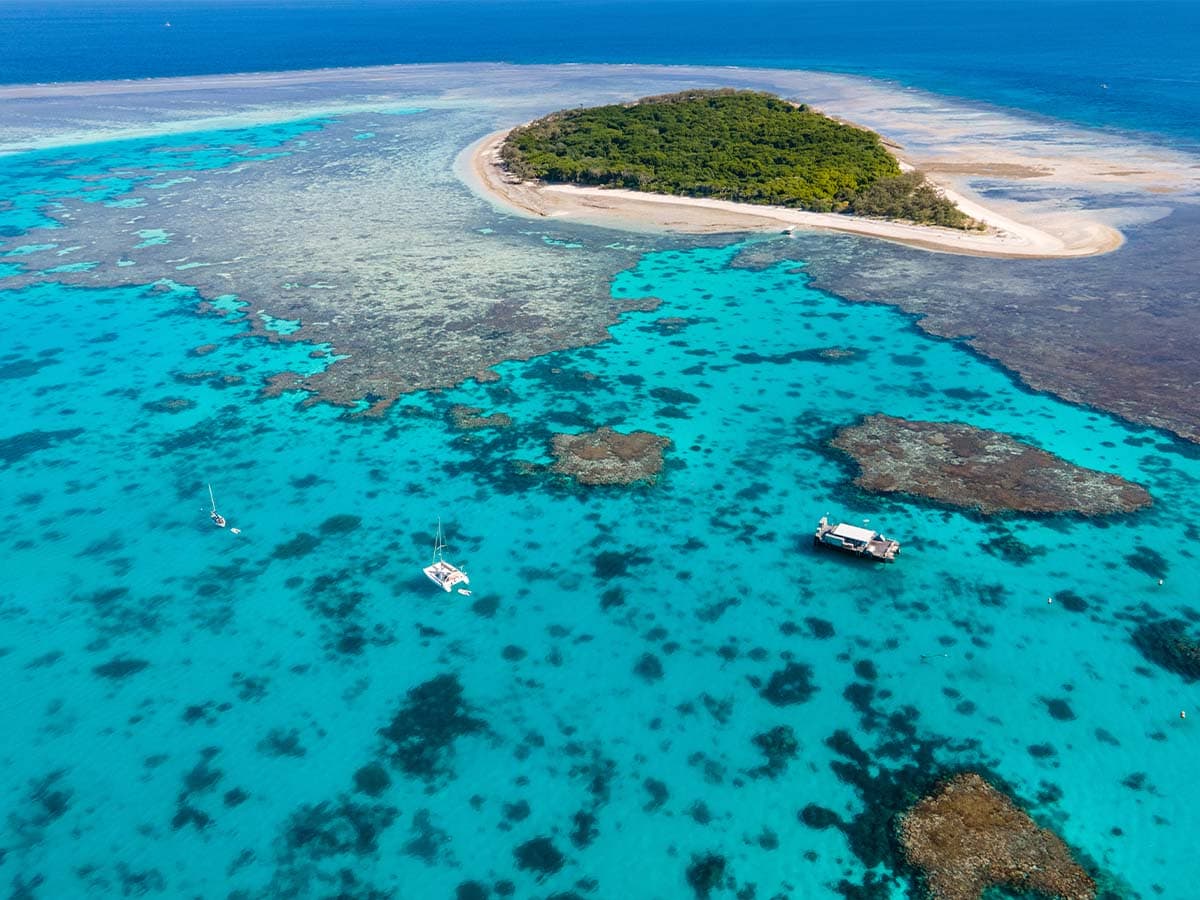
(449, 405, 513, 430)
(831, 415, 1151, 515)
(1131, 618, 1200, 682)
(897, 772, 1096, 900)
(378, 674, 487, 780)
(550, 426, 670, 486)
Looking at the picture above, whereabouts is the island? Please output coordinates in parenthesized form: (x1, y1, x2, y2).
(897, 773, 1096, 900)
(549, 426, 670, 486)
(501, 90, 975, 228)
(468, 90, 1125, 258)
(830, 414, 1151, 515)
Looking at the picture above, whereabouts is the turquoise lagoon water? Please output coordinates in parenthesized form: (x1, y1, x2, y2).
(2, 121, 1198, 899)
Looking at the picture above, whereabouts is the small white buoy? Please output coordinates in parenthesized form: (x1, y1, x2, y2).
(1182, 710, 1188, 720)
(1158, 579, 1164, 586)
(230, 527, 241, 535)
(1047, 597, 1053, 604)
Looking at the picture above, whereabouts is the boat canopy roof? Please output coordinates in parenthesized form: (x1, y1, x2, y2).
(831, 523, 877, 543)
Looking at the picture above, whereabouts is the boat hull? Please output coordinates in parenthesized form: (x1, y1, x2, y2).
(812, 516, 900, 562)
(424, 561, 469, 592)
(813, 534, 897, 562)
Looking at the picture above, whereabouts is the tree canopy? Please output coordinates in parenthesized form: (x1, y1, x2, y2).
(501, 89, 977, 229)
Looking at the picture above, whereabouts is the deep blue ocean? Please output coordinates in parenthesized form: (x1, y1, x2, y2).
(3, 0, 1200, 145)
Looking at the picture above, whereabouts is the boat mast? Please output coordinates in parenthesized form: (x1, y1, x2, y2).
(208, 483, 217, 513)
(432, 517, 444, 564)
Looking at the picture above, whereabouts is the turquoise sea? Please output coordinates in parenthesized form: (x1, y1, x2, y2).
(4, 0, 1200, 892)
(1, 98, 1198, 898)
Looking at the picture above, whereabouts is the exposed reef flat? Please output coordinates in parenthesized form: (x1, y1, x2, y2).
(550, 426, 670, 485)
(898, 773, 1096, 900)
(831, 415, 1151, 515)
(3, 63, 1198, 427)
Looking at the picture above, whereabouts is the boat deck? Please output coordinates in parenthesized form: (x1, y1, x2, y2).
(814, 516, 900, 562)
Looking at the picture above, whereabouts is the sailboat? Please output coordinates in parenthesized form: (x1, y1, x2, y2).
(423, 518, 469, 592)
(208, 484, 226, 528)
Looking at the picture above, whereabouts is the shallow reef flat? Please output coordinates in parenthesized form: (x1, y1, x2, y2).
(899, 773, 1096, 900)
(2, 63, 1199, 440)
(0, 110, 675, 411)
(831, 414, 1152, 515)
(549, 426, 671, 485)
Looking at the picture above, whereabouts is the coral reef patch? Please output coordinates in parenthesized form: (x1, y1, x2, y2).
(1131, 618, 1200, 682)
(831, 415, 1151, 515)
(549, 426, 670, 486)
(378, 674, 487, 780)
(897, 772, 1096, 900)
(449, 405, 513, 430)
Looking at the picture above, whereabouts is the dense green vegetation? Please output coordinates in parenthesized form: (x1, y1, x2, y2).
(501, 89, 977, 228)
(848, 171, 976, 229)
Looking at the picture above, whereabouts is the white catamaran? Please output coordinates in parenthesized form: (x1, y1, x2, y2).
(423, 518, 469, 592)
(208, 484, 226, 528)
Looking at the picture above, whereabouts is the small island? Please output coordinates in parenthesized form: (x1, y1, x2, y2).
(500, 90, 975, 228)
(550, 426, 670, 486)
(898, 773, 1096, 900)
(831, 415, 1151, 515)
(468, 90, 1125, 258)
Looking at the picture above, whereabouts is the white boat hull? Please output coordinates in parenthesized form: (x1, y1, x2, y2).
(424, 561, 469, 592)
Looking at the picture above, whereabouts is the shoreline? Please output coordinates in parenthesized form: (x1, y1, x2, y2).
(464, 128, 1126, 259)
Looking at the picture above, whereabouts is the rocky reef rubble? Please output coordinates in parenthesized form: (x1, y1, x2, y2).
(449, 405, 513, 430)
(831, 414, 1151, 515)
(898, 773, 1096, 900)
(549, 426, 670, 485)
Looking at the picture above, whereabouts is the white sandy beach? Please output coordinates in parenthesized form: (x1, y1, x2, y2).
(465, 128, 1124, 259)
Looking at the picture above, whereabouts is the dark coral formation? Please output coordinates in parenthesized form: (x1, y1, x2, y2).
(513, 836, 565, 879)
(898, 773, 1096, 900)
(759, 661, 817, 706)
(378, 674, 487, 780)
(0, 428, 84, 466)
(749, 725, 800, 778)
(283, 797, 398, 858)
(685, 853, 728, 899)
(1131, 619, 1200, 682)
(550, 426, 670, 486)
(449, 405, 513, 430)
(831, 415, 1151, 515)
(93, 657, 150, 679)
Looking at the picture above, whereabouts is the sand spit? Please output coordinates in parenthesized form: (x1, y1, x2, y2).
(468, 128, 1123, 259)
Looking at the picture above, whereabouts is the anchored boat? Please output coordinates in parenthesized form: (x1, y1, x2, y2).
(423, 518, 470, 592)
(814, 515, 900, 562)
(208, 484, 226, 528)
